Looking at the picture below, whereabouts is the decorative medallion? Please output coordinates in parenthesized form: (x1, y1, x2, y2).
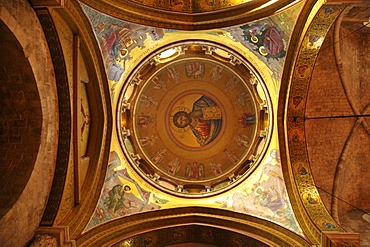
(118, 41, 272, 197)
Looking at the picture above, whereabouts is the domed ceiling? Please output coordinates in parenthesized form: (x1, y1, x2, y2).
(118, 41, 272, 197)
(79, 2, 306, 235)
(20, 0, 362, 244)
(1, 0, 368, 246)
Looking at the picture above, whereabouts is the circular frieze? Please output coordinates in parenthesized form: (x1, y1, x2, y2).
(118, 41, 272, 197)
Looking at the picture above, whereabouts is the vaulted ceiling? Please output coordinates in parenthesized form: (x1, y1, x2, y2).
(0, 0, 369, 246)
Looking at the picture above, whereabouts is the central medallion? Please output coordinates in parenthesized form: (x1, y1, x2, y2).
(167, 91, 224, 149)
(118, 41, 272, 197)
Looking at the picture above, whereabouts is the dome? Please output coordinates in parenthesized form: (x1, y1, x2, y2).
(118, 41, 272, 197)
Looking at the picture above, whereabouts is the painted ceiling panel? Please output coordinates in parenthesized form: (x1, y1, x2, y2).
(80, 2, 304, 236)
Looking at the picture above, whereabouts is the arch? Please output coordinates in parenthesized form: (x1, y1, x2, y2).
(278, 0, 348, 244)
(77, 207, 310, 246)
(34, 2, 113, 239)
(0, 2, 58, 246)
(79, 0, 296, 30)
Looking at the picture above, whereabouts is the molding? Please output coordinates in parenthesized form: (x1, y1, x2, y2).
(322, 232, 360, 246)
(30, 0, 65, 8)
(48, 0, 113, 239)
(36, 8, 72, 226)
(35, 226, 76, 247)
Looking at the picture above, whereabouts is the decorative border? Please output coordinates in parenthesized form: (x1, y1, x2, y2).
(37, 9, 72, 225)
(279, 1, 347, 243)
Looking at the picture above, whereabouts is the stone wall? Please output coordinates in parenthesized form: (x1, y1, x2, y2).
(0, 20, 42, 220)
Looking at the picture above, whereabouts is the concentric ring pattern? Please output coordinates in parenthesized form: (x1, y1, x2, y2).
(118, 41, 272, 197)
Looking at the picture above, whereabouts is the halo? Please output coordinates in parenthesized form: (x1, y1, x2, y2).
(169, 106, 191, 133)
(251, 35, 258, 43)
(121, 184, 131, 193)
(119, 48, 128, 58)
(254, 186, 265, 195)
(259, 46, 268, 56)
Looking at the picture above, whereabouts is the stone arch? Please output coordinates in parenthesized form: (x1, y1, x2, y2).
(0, 2, 58, 246)
(0, 19, 42, 220)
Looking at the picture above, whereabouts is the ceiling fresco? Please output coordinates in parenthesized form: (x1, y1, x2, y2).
(117, 41, 272, 197)
(80, 1, 304, 236)
(225, 12, 296, 82)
